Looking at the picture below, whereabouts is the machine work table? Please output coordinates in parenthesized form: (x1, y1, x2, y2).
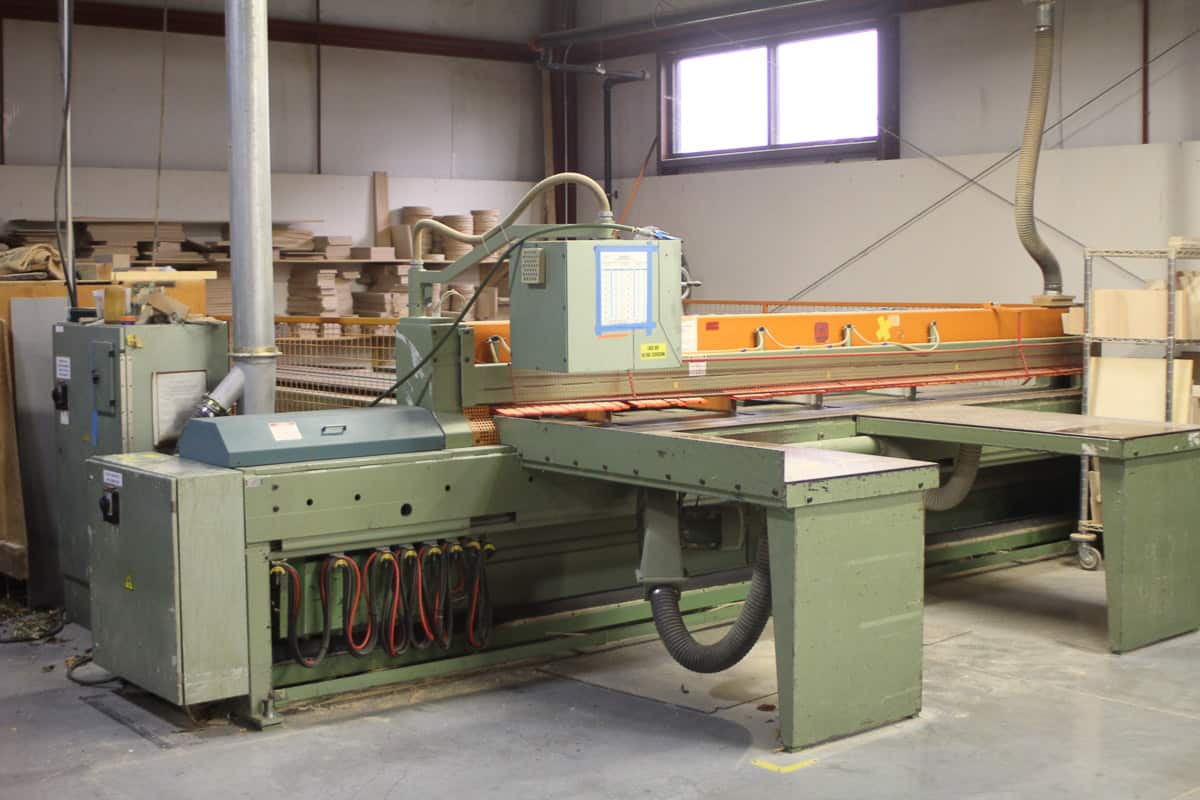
(497, 415, 939, 751)
(856, 401, 1200, 653)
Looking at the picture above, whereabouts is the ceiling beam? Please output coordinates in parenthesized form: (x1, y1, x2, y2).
(0, 0, 538, 63)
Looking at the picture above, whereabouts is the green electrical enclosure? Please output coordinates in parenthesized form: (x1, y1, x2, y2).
(88, 453, 248, 705)
(52, 321, 228, 624)
(509, 239, 683, 373)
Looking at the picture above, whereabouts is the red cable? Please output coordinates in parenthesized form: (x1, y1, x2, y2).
(467, 571, 482, 649)
(344, 557, 372, 652)
(417, 546, 435, 642)
(387, 557, 402, 655)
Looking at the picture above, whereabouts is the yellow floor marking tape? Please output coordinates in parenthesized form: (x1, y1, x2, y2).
(750, 758, 818, 774)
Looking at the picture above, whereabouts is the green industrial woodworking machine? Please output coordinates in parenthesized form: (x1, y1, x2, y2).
(78, 172, 1200, 752)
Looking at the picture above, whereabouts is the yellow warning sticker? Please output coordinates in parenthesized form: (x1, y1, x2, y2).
(123, 575, 135, 591)
(640, 342, 667, 360)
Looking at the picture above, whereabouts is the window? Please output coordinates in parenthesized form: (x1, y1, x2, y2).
(663, 26, 886, 170)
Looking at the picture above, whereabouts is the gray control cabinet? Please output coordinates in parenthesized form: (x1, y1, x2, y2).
(87, 453, 248, 706)
(509, 239, 683, 373)
(53, 322, 228, 624)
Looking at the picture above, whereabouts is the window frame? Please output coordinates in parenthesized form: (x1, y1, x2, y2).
(658, 18, 898, 174)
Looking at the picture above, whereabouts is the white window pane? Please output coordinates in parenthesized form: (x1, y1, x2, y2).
(675, 47, 768, 154)
(777, 29, 878, 145)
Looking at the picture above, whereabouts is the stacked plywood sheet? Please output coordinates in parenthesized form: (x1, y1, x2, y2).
(287, 267, 358, 317)
(207, 265, 233, 315)
(354, 263, 408, 317)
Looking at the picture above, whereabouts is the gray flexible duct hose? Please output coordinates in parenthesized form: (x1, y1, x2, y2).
(881, 441, 982, 512)
(1015, 23, 1063, 295)
(649, 538, 771, 674)
(923, 444, 983, 512)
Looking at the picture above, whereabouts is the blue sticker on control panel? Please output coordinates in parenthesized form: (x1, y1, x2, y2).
(594, 243, 658, 336)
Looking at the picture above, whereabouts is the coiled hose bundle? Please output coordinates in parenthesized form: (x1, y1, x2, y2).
(649, 537, 772, 674)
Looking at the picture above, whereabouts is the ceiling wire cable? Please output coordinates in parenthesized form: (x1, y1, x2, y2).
(149, 0, 170, 268)
(53, 0, 75, 309)
(779, 24, 1200, 305)
(878, 125, 1144, 284)
(619, 133, 659, 225)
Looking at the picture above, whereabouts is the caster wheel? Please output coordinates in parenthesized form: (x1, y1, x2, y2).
(1078, 543, 1102, 571)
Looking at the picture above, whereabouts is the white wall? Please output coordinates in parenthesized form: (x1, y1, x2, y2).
(0, 165, 540, 246)
(578, 0, 1200, 179)
(579, 141, 1200, 304)
(1, 0, 548, 179)
(570, 0, 1200, 305)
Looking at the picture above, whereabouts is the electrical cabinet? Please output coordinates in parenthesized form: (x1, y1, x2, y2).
(509, 239, 683, 373)
(52, 321, 228, 624)
(87, 453, 248, 705)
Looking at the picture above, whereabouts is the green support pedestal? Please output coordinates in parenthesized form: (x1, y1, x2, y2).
(768, 494, 925, 751)
(1100, 452, 1200, 652)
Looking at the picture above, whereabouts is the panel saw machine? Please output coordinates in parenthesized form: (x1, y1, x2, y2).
(81, 169, 1200, 750)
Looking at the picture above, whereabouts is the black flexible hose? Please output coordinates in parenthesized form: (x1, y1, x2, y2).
(278, 558, 335, 669)
(401, 546, 431, 650)
(464, 540, 495, 651)
(649, 537, 772, 674)
(420, 544, 454, 650)
(375, 550, 408, 657)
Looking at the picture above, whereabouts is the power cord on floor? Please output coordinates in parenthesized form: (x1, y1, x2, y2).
(66, 653, 121, 686)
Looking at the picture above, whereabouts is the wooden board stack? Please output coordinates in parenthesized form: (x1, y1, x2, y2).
(287, 267, 358, 316)
(207, 265, 233, 315)
(354, 264, 408, 317)
(313, 235, 353, 260)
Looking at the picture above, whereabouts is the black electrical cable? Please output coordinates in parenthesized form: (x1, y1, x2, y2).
(276, 558, 335, 669)
(400, 546, 430, 650)
(53, 0, 77, 310)
(417, 543, 453, 650)
(0, 610, 66, 644)
(66, 654, 120, 686)
(374, 549, 407, 657)
(368, 223, 635, 407)
(464, 540, 495, 651)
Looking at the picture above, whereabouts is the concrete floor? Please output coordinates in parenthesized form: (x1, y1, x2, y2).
(3, 557, 1200, 799)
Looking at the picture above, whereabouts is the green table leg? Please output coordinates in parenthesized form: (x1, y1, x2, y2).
(767, 492, 926, 751)
(1100, 452, 1200, 652)
(240, 543, 281, 727)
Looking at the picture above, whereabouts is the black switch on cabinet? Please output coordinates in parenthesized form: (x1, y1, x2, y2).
(51, 382, 69, 411)
(99, 490, 120, 525)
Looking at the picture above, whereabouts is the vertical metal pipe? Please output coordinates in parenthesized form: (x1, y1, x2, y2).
(602, 79, 613, 200)
(1166, 251, 1177, 422)
(61, 0, 75, 285)
(1078, 252, 1093, 533)
(225, 0, 277, 414)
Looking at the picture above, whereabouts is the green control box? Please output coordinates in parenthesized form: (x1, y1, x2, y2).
(509, 239, 682, 373)
(52, 321, 228, 624)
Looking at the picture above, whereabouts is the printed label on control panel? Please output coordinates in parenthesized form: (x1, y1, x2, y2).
(102, 469, 123, 488)
(55, 356, 71, 380)
(640, 342, 667, 360)
(269, 421, 303, 441)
